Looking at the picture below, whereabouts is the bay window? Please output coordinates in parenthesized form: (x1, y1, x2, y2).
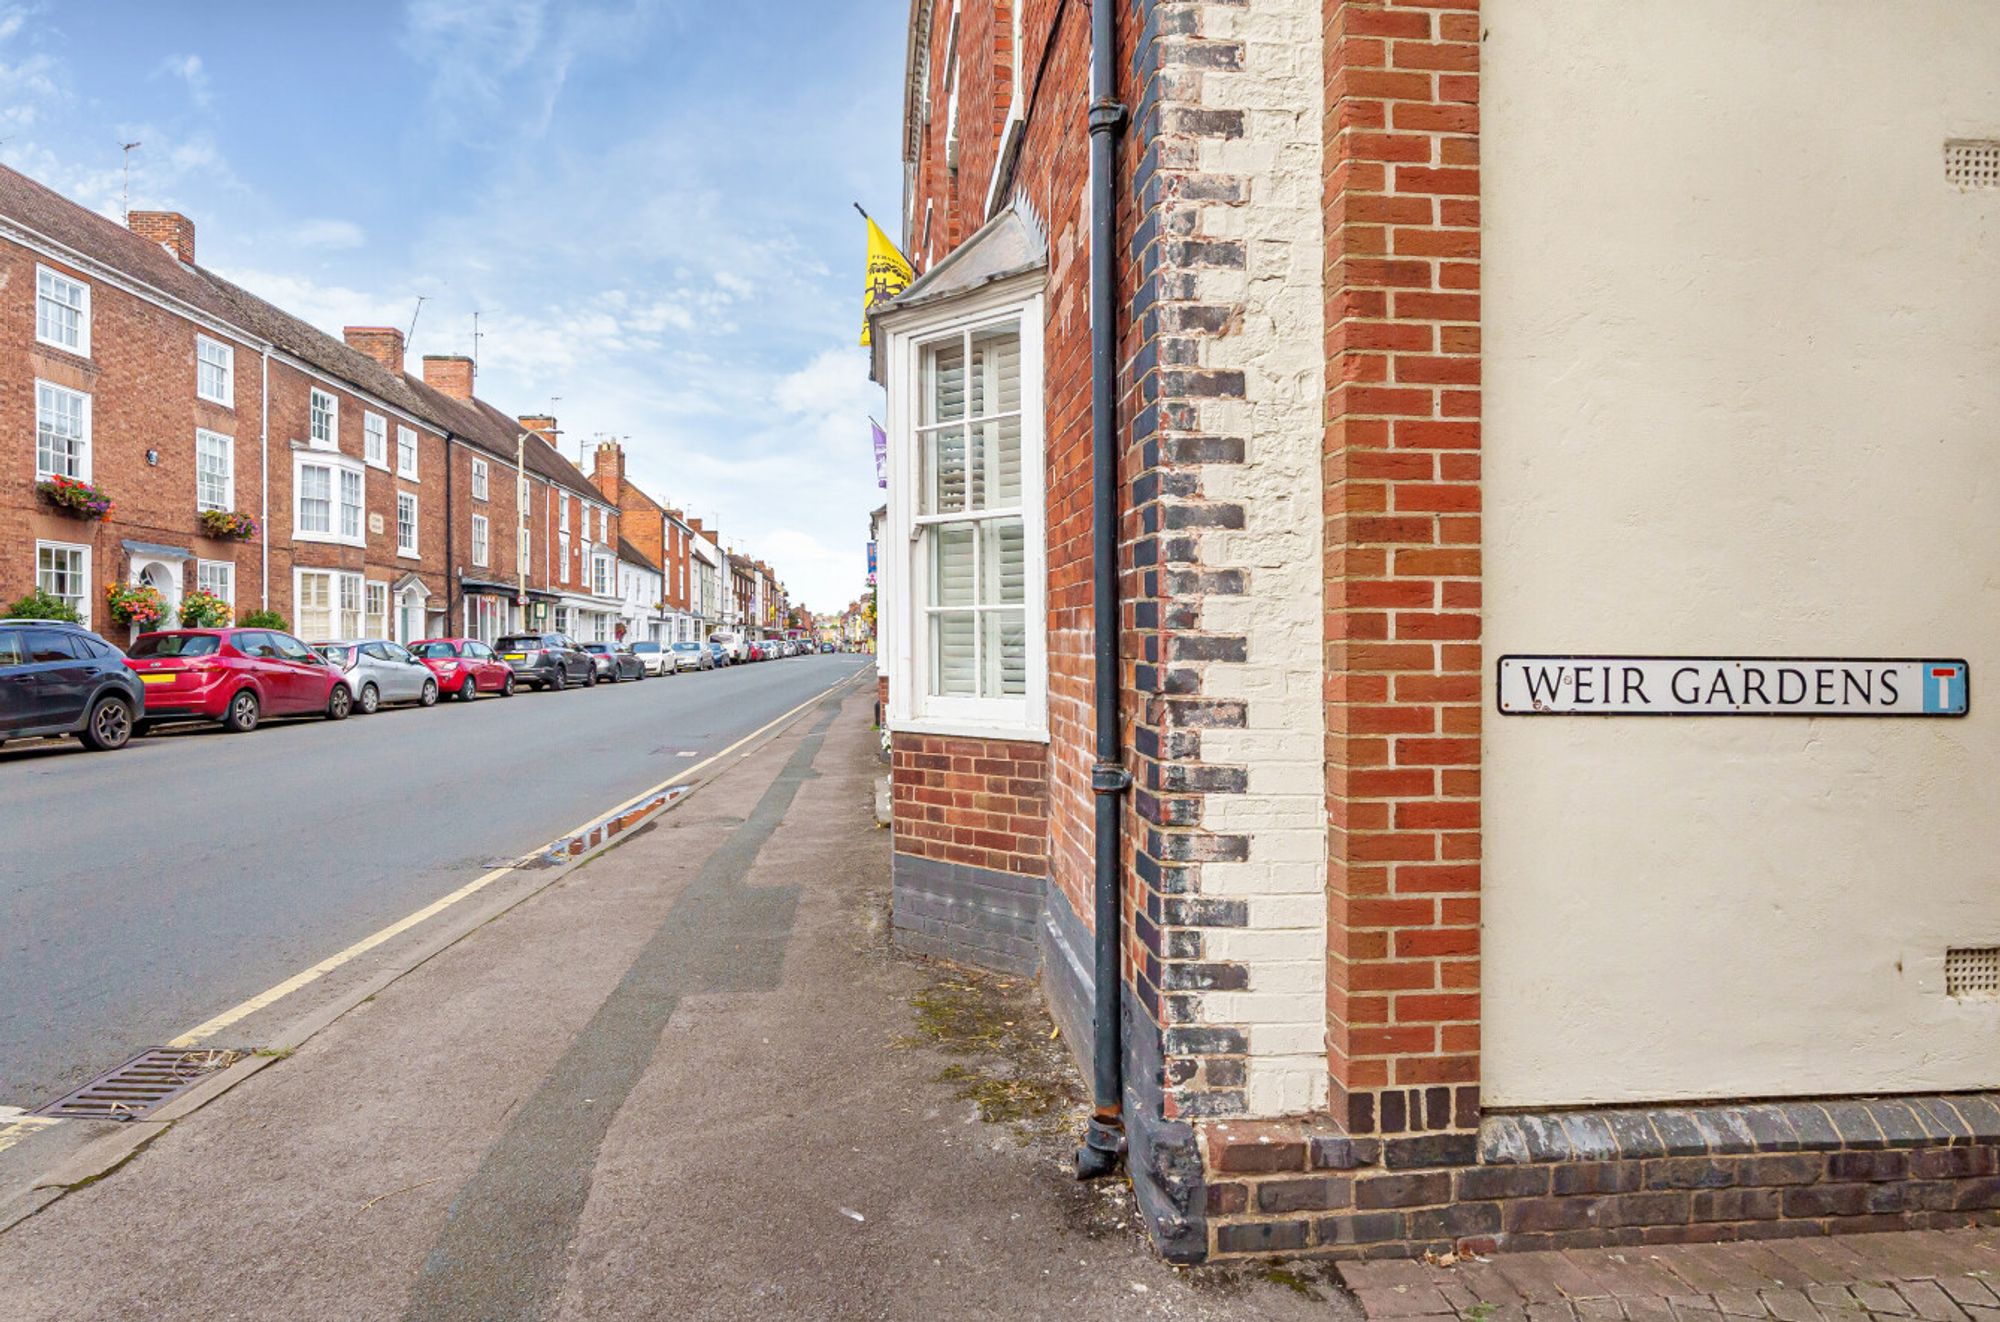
(295, 453, 365, 547)
(882, 282, 1045, 738)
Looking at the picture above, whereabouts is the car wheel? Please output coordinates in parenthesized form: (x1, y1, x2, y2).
(502, 674, 516, 697)
(359, 683, 380, 715)
(223, 689, 260, 734)
(419, 678, 439, 707)
(584, 666, 598, 688)
(459, 676, 478, 702)
(80, 695, 134, 751)
(552, 668, 567, 692)
(327, 685, 353, 720)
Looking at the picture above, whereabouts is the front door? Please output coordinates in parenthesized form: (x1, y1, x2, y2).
(397, 590, 422, 646)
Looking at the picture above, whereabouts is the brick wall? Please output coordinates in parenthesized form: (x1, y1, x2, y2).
(1321, 0, 1484, 1140)
(889, 732, 1050, 876)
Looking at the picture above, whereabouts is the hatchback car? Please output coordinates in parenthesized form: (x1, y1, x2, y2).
(495, 633, 596, 690)
(0, 619, 145, 752)
(580, 642, 646, 682)
(629, 640, 669, 676)
(669, 641, 712, 672)
(707, 641, 730, 668)
(126, 627, 353, 732)
(412, 638, 516, 700)
(314, 639, 439, 713)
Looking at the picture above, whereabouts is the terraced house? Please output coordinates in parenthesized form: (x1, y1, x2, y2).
(873, 0, 2000, 1264)
(1, 163, 620, 646)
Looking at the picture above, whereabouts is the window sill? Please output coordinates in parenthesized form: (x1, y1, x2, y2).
(33, 338, 91, 363)
(294, 530, 365, 549)
(397, 472, 420, 484)
(888, 713, 1050, 744)
(396, 550, 421, 561)
(196, 396, 235, 412)
(365, 458, 390, 472)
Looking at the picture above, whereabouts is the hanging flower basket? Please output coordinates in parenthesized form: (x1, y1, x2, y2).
(198, 509, 259, 541)
(178, 587, 233, 628)
(106, 582, 170, 632)
(37, 476, 114, 521)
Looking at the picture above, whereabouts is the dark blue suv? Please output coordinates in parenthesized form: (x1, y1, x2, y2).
(0, 619, 145, 752)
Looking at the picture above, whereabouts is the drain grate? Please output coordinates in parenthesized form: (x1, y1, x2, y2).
(33, 1047, 242, 1121)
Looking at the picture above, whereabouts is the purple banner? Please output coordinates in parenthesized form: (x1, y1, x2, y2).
(871, 419, 887, 488)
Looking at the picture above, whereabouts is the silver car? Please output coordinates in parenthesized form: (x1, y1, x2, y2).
(313, 639, 440, 714)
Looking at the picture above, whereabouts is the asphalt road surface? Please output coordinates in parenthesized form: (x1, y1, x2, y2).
(0, 652, 871, 1109)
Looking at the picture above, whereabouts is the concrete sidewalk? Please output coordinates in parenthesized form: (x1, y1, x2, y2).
(0, 684, 1341, 1320)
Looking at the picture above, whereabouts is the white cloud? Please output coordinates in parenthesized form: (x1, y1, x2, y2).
(154, 53, 212, 108)
(290, 218, 366, 250)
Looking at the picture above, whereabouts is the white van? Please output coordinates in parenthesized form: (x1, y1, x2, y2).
(710, 630, 750, 663)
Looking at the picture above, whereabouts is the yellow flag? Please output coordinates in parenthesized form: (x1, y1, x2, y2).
(861, 215, 913, 346)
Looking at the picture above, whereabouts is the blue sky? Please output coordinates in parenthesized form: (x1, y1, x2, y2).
(0, 0, 903, 613)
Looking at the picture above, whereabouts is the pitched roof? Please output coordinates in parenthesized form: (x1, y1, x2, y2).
(0, 163, 611, 504)
(616, 536, 660, 572)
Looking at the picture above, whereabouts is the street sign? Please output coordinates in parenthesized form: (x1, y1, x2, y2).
(1497, 656, 1968, 717)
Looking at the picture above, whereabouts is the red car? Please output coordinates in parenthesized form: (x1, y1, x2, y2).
(125, 627, 354, 733)
(411, 638, 517, 701)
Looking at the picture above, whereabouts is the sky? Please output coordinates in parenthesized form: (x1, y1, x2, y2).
(0, 0, 904, 615)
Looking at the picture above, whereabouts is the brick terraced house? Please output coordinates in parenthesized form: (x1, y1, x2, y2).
(0, 162, 637, 645)
(873, 0, 2000, 1264)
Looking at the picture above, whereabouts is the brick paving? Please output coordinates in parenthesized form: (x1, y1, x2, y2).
(1339, 1230, 2000, 1322)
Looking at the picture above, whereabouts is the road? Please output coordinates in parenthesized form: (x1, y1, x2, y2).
(0, 652, 871, 1110)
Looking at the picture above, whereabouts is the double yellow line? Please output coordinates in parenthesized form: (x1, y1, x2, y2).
(170, 672, 862, 1048)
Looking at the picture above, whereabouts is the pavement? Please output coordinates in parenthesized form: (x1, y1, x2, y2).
(1339, 1230, 2000, 1322)
(0, 652, 869, 1110)
(0, 675, 1349, 1320)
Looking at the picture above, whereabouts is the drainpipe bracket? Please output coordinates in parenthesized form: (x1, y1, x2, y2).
(1091, 762, 1132, 795)
(1088, 100, 1127, 135)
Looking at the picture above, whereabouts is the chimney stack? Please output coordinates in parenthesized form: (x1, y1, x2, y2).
(128, 210, 195, 266)
(422, 354, 475, 401)
(591, 439, 624, 501)
(343, 326, 406, 376)
(519, 414, 558, 451)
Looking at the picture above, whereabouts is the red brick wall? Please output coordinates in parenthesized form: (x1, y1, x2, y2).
(1, 237, 269, 626)
(1322, 0, 1483, 1137)
(890, 731, 1050, 878)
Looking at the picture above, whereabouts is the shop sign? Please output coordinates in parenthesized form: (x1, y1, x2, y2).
(1497, 656, 1968, 717)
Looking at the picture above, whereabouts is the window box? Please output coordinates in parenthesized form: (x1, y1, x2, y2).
(36, 475, 114, 521)
(197, 508, 259, 541)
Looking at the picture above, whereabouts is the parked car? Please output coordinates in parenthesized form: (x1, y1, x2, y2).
(495, 633, 596, 691)
(126, 627, 353, 733)
(0, 619, 144, 752)
(707, 641, 730, 668)
(711, 630, 749, 663)
(314, 639, 440, 713)
(411, 638, 517, 700)
(821, 642, 836, 654)
(629, 641, 670, 676)
(669, 640, 712, 672)
(580, 642, 645, 682)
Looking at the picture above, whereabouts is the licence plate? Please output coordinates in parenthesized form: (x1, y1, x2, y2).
(139, 673, 175, 685)
(503, 653, 525, 660)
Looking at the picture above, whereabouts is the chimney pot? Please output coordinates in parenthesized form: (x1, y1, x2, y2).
(128, 210, 195, 266)
(343, 326, 406, 376)
(421, 354, 475, 401)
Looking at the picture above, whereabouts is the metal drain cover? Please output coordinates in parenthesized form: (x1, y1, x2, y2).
(33, 1047, 242, 1121)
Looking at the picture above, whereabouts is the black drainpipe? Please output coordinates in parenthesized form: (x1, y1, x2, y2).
(1076, 0, 1130, 1182)
(443, 432, 458, 633)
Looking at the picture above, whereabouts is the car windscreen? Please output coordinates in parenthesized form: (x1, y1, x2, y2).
(317, 645, 356, 665)
(129, 633, 220, 658)
(582, 644, 611, 653)
(632, 643, 660, 653)
(412, 642, 458, 659)
(496, 637, 542, 652)
(672, 643, 698, 652)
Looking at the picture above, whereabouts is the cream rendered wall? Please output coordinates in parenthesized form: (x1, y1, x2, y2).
(1182, 0, 1329, 1117)
(1483, 0, 2000, 1107)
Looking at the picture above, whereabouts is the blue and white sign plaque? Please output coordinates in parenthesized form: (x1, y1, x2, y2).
(1497, 656, 1969, 717)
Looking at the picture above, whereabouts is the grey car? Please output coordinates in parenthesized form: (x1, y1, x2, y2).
(580, 641, 646, 682)
(314, 639, 440, 714)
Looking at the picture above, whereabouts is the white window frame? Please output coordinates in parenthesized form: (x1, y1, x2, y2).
(196, 559, 236, 609)
(196, 428, 234, 513)
(882, 276, 1048, 741)
(35, 264, 89, 356)
(34, 379, 91, 482)
(308, 388, 339, 451)
(396, 491, 419, 558)
(365, 579, 389, 639)
(294, 567, 364, 641)
(35, 539, 91, 626)
(592, 553, 612, 597)
(396, 424, 419, 480)
(471, 514, 489, 567)
(471, 457, 489, 501)
(196, 336, 234, 406)
(294, 452, 366, 548)
(363, 411, 388, 469)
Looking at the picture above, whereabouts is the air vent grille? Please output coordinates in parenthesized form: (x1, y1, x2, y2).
(1944, 140, 2000, 189)
(1945, 945, 2000, 999)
